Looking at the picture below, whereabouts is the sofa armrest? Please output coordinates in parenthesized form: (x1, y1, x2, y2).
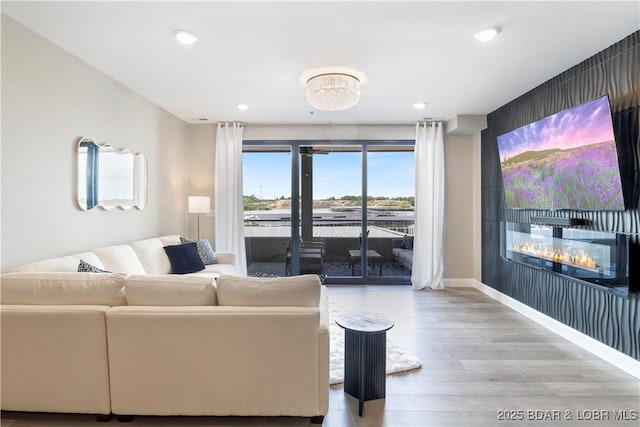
(214, 252, 235, 265)
(319, 285, 329, 332)
(317, 286, 330, 415)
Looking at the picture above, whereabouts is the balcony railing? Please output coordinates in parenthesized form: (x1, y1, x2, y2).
(244, 216, 413, 278)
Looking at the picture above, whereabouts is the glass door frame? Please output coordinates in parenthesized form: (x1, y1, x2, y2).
(243, 139, 414, 285)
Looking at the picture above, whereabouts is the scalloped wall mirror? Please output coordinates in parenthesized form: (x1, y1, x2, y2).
(76, 137, 148, 210)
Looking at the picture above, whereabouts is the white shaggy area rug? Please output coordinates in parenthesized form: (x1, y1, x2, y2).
(329, 308, 422, 385)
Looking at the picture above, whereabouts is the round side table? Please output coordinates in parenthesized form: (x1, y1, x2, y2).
(335, 311, 394, 416)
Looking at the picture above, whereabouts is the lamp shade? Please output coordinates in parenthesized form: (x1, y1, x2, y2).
(188, 196, 210, 214)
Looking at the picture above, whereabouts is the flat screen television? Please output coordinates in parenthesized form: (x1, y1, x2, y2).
(497, 95, 625, 211)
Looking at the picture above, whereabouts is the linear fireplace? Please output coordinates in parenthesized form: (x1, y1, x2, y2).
(502, 222, 630, 294)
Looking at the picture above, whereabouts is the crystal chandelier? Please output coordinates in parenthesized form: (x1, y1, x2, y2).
(302, 67, 367, 111)
(305, 73, 360, 111)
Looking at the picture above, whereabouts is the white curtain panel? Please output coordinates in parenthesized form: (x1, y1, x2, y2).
(411, 121, 445, 290)
(214, 122, 248, 276)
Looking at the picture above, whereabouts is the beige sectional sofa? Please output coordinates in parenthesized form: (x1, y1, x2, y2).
(0, 235, 329, 424)
(10, 235, 236, 277)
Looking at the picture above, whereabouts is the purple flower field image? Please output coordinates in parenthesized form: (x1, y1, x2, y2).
(497, 96, 625, 210)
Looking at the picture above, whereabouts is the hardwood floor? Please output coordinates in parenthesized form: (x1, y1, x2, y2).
(2, 285, 638, 426)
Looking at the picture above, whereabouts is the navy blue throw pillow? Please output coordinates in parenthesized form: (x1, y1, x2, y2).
(163, 242, 205, 274)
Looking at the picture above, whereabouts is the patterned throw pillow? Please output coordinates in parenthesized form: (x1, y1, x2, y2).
(163, 242, 205, 274)
(255, 272, 280, 278)
(400, 234, 414, 250)
(78, 259, 111, 273)
(180, 237, 217, 264)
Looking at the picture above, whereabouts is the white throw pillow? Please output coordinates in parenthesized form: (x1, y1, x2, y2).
(216, 274, 320, 307)
(92, 245, 146, 274)
(125, 274, 217, 306)
(0, 272, 127, 306)
(129, 238, 172, 274)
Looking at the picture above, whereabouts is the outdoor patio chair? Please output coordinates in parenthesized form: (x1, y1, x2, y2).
(284, 239, 325, 275)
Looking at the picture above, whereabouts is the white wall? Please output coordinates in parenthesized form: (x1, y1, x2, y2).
(187, 124, 216, 242)
(442, 134, 475, 279)
(1, 16, 190, 271)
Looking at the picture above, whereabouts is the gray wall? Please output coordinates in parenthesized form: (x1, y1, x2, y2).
(1, 16, 190, 271)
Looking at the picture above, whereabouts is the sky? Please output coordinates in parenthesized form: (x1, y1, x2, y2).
(496, 96, 616, 162)
(243, 151, 414, 200)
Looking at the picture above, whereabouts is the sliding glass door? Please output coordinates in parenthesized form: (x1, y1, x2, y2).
(242, 147, 292, 276)
(243, 141, 414, 284)
(366, 146, 415, 279)
(301, 145, 363, 279)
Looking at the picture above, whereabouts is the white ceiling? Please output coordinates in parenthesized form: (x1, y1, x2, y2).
(3, 1, 639, 124)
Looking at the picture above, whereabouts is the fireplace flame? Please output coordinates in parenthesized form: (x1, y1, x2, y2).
(512, 242, 598, 269)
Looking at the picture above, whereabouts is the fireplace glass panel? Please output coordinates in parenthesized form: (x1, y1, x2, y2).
(503, 222, 628, 289)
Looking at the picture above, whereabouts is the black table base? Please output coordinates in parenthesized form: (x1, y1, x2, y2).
(343, 330, 387, 416)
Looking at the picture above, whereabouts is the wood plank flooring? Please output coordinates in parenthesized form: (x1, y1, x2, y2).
(2, 286, 638, 426)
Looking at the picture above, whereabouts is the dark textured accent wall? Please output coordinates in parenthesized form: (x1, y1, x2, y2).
(481, 31, 640, 360)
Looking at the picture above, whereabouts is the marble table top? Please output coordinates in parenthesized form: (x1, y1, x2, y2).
(335, 311, 394, 333)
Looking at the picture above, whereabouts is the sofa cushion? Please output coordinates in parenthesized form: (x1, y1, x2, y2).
(201, 263, 236, 276)
(92, 245, 146, 274)
(216, 274, 320, 307)
(129, 238, 172, 275)
(158, 235, 182, 246)
(391, 247, 404, 257)
(12, 252, 105, 273)
(180, 237, 217, 264)
(397, 249, 413, 264)
(163, 243, 205, 274)
(0, 272, 127, 306)
(124, 275, 216, 306)
(184, 272, 220, 280)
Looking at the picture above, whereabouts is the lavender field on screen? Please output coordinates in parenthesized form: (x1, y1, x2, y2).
(501, 141, 625, 210)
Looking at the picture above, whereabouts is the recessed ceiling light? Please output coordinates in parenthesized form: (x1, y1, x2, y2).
(237, 104, 250, 111)
(412, 102, 427, 110)
(474, 26, 501, 42)
(174, 30, 198, 45)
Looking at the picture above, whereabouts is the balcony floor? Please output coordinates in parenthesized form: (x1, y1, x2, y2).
(247, 261, 411, 277)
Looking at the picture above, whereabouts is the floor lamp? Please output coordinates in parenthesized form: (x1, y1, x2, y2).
(188, 196, 210, 240)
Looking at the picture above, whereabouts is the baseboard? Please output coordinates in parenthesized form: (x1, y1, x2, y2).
(443, 278, 474, 288)
(471, 279, 640, 379)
